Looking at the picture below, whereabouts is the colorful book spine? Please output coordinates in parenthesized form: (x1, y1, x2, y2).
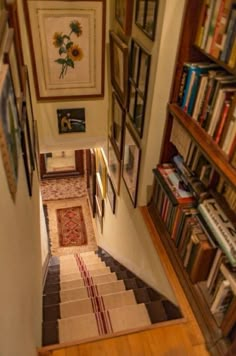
(220, 7, 236, 62)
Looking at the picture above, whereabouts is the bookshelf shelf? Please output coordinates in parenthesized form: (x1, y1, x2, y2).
(168, 103, 236, 188)
(194, 45, 236, 76)
(149, 1, 236, 354)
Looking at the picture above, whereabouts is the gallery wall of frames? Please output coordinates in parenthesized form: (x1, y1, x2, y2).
(89, 0, 159, 230)
(0, 3, 40, 200)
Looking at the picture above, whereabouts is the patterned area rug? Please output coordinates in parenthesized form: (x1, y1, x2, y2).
(45, 197, 97, 256)
(41, 176, 87, 201)
(56, 206, 87, 247)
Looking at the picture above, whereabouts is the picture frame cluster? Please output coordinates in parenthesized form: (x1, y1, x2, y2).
(0, 6, 38, 200)
(108, 0, 158, 207)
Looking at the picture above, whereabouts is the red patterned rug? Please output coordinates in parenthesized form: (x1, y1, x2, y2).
(56, 206, 87, 247)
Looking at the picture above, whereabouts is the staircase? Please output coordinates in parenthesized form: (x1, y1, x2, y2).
(43, 248, 183, 346)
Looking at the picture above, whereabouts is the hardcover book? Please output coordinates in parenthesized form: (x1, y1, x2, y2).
(198, 198, 236, 266)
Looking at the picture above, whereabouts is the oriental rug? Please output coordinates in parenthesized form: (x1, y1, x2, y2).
(41, 176, 87, 201)
(45, 197, 97, 256)
(56, 206, 87, 247)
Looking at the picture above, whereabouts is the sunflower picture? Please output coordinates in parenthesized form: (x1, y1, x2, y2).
(53, 20, 83, 79)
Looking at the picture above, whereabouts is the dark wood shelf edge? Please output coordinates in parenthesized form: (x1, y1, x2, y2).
(194, 44, 236, 76)
(168, 103, 236, 188)
(147, 202, 229, 355)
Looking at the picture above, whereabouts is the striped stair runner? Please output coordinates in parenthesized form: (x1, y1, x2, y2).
(43, 249, 183, 346)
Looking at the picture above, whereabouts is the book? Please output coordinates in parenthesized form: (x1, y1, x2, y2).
(210, 0, 234, 58)
(220, 6, 236, 62)
(213, 99, 231, 143)
(195, 0, 211, 46)
(205, 0, 223, 53)
(210, 279, 233, 313)
(198, 198, 236, 267)
(188, 63, 220, 115)
(192, 74, 209, 120)
(155, 164, 196, 205)
(207, 87, 236, 136)
(201, 0, 219, 49)
(219, 92, 236, 147)
(189, 237, 217, 283)
(228, 36, 236, 68)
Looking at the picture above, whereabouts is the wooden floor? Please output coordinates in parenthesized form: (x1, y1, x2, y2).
(38, 207, 211, 356)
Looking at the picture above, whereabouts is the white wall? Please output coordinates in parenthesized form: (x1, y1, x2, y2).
(0, 156, 42, 356)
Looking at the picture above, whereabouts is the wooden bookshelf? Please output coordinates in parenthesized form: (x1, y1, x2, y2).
(168, 103, 236, 188)
(149, 0, 236, 355)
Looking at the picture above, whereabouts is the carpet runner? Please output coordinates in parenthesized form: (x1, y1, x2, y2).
(43, 248, 183, 346)
(56, 206, 87, 247)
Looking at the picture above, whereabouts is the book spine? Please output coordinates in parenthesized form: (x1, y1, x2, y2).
(198, 203, 236, 266)
(220, 8, 236, 62)
(210, 280, 232, 313)
(214, 100, 231, 143)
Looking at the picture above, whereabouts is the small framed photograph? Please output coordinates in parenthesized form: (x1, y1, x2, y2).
(21, 103, 35, 196)
(96, 172, 104, 217)
(135, 0, 159, 40)
(95, 148, 107, 197)
(107, 174, 116, 214)
(0, 64, 21, 201)
(109, 31, 128, 107)
(122, 123, 141, 207)
(3, 28, 22, 105)
(108, 137, 121, 195)
(111, 91, 125, 159)
(23, 0, 106, 100)
(88, 148, 96, 217)
(115, 0, 134, 36)
(95, 195, 103, 233)
(128, 40, 151, 137)
(57, 108, 85, 134)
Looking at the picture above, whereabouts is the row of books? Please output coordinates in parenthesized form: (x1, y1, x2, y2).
(152, 162, 236, 326)
(195, 0, 236, 68)
(177, 62, 236, 158)
(153, 163, 236, 267)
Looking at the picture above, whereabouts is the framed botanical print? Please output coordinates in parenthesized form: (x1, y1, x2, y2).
(127, 39, 151, 137)
(109, 31, 129, 107)
(122, 123, 141, 207)
(115, 0, 134, 36)
(23, 0, 106, 100)
(0, 64, 20, 201)
(107, 174, 116, 214)
(135, 0, 159, 40)
(95, 148, 107, 197)
(108, 137, 121, 195)
(111, 91, 125, 159)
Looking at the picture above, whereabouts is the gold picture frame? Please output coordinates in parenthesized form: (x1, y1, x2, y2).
(23, 0, 106, 100)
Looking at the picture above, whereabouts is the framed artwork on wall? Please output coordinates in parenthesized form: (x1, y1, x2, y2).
(135, 0, 159, 40)
(95, 148, 107, 197)
(96, 172, 104, 217)
(127, 39, 151, 138)
(3, 28, 22, 105)
(109, 31, 129, 107)
(111, 91, 125, 159)
(88, 149, 96, 217)
(122, 123, 141, 207)
(23, 0, 106, 100)
(57, 108, 85, 134)
(115, 0, 134, 36)
(108, 137, 121, 195)
(0, 64, 21, 201)
(21, 103, 35, 196)
(107, 173, 116, 214)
